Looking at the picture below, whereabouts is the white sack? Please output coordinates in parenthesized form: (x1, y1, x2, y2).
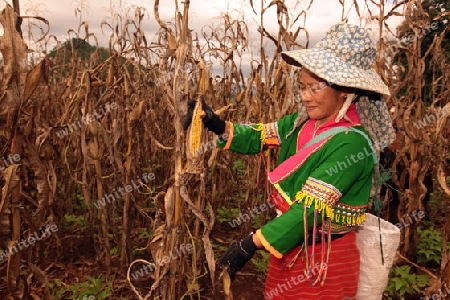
(355, 213, 401, 300)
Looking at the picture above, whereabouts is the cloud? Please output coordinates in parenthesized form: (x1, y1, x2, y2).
(1, 0, 404, 42)
(1, 0, 405, 74)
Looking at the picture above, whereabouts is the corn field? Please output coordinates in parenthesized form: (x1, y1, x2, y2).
(0, 0, 449, 299)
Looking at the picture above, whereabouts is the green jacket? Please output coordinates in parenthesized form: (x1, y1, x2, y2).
(218, 111, 374, 258)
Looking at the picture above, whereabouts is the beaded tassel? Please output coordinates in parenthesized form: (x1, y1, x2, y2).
(305, 213, 333, 287)
(287, 245, 304, 269)
(303, 203, 309, 275)
(310, 209, 318, 279)
(323, 219, 333, 285)
(313, 213, 326, 286)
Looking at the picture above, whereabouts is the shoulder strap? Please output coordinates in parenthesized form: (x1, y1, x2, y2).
(302, 126, 377, 164)
(348, 127, 378, 164)
(302, 126, 349, 148)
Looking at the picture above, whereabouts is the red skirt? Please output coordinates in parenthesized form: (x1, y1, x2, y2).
(264, 232, 359, 300)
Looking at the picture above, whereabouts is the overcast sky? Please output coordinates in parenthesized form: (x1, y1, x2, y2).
(1, 0, 404, 74)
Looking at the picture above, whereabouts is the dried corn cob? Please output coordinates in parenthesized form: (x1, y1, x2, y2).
(187, 99, 203, 158)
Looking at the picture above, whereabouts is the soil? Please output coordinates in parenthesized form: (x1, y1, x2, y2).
(0, 224, 267, 299)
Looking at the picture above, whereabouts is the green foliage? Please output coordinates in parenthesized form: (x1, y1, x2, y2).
(63, 214, 87, 230)
(228, 158, 250, 202)
(372, 165, 395, 213)
(70, 192, 87, 211)
(146, 163, 162, 173)
(48, 37, 110, 79)
(232, 158, 249, 188)
(49, 275, 112, 300)
(131, 229, 154, 255)
(216, 207, 241, 223)
(138, 228, 153, 240)
(232, 159, 246, 177)
(49, 38, 109, 64)
(235, 191, 247, 202)
(251, 250, 270, 274)
(251, 213, 262, 228)
(416, 223, 449, 266)
(384, 265, 429, 299)
(428, 178, 448, 225)
(211, 242, 228, 258)
(393, 0, 450, 104)
(48, 279, 66, 299)
(110, 246, 119, 255)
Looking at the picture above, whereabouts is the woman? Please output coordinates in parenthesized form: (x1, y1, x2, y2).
(186, 23, 396, 299)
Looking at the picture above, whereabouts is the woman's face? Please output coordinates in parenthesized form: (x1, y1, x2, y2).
(300, 69, 347, 126)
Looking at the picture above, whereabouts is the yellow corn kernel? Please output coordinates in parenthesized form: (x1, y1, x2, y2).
(189, 100, 203, 156)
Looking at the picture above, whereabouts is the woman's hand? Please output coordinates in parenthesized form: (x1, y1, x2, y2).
(183, 100, 226, 135)
(218, 233, 262, 281)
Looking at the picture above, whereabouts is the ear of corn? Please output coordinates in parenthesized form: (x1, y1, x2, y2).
(187, 98, 203, 159)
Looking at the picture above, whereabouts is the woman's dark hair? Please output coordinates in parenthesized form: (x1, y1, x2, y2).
(331, 84, 382, 101)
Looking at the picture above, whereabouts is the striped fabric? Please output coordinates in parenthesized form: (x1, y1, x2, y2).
(264, 232, 359, 300)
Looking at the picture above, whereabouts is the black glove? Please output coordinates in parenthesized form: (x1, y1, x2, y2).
(183, 99, 226, 135)
(218, 234, 258, 281)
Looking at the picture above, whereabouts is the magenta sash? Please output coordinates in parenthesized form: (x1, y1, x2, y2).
(268, 104, 361, 209)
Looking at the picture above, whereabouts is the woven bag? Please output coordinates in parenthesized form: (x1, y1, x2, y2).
(355, 213, 401, 300)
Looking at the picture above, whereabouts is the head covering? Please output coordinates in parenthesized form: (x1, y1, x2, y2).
(281, 23, 389, 96)
(282, 23, 396, 151)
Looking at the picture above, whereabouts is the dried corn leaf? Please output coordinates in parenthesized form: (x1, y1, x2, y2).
(106, 63, 115, 86)
(168, 32, 177, 50)
(199, 60, 209, 95)
(87, 139, 100, 159)
(437, 166, 450, 196)
(124, 75, 131, 96)
(436, 103, 450, 139)
(24, 60, 44, 101)
(129, 101, 146, 125)
(0, 164, 20, 214)
(222, 269, 233, 300)
(164, 186, 174, 228)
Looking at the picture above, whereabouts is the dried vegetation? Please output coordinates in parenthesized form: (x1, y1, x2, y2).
(0, 0, 448, 299)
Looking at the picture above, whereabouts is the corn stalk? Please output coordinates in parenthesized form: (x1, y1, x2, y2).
(0, 1, 449, 299)
(0, 3, 26, 299)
